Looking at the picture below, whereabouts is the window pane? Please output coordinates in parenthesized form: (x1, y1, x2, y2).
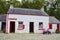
(39, 22, 43, 28)
(18, 22, 23, 28)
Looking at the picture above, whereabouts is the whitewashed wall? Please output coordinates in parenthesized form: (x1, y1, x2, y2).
(51, 24, 57, 33)
(0, 22, 2, 30)
(6, 14, 49, 33)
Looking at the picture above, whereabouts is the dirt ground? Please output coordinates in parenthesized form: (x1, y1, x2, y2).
(0, 33, 60, 40)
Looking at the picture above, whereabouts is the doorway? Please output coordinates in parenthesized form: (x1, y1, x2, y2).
(10, 21, 15, 33)
(1, 22, 6, 33)
(29, 22, 34, 33)
(57, 24, 59, 30)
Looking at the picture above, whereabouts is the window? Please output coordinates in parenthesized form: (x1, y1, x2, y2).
(39, 22, 43, 28)
(18, 21, 25, 30)
(18, 22, 23, 29)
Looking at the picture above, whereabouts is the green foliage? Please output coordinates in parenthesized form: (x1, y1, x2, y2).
(0, 0, 45, 14)
(0, 0, 21, 14)
(11, 0, 21, 8)
(44, 0, 60, 21)
(21, 0, 45, 9)
(0, 0, 9, 14)
(55, 29, 60, 33)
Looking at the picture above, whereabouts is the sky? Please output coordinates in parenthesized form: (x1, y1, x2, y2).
(18, 0, 21, 2)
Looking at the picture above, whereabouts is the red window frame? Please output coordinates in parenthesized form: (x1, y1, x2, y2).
(17, 25, 25, 30)
(8, 18, 17, 20)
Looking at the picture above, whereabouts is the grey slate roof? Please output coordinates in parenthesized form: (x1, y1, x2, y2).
(49, 17, 60, 24)
(0, 14, 6, 22)
(7, 8, 48, 16)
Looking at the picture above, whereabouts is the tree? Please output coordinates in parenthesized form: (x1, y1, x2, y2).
(0, 0, 21, 14)
(21, 0, 45, 9)
(0, 0, 9, 14)
(6, 0, 21, 7)
(44, 0, 60, 21)
(0, 0, 46, 14)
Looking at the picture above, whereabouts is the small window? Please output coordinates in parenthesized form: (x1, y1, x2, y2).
(18, 22, 23, 28)
(39, 22, 43, 28)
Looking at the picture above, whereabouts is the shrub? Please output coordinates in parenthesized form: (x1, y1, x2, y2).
(55, 29, 60, 33)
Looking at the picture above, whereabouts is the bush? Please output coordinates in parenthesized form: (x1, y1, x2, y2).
(55, 29, 60, 33)
(3, 27, 6, 33)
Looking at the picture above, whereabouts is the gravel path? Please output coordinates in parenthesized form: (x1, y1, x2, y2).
(0, 33, 60, 40)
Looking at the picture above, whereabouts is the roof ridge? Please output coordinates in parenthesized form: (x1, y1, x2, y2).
(13, 8, 40, 11)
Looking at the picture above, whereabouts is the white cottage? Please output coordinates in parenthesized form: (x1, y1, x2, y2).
(5, 8, 60, 33)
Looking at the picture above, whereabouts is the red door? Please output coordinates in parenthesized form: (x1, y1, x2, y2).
(57, 24, 59, 30)
(49, 24, 52, 29)
(10, 21, 15, 33)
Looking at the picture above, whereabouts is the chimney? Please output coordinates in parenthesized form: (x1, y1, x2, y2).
(10, 1, 14, 9)
(40, 7, 44, 12)
(10, 4, 14, 9)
